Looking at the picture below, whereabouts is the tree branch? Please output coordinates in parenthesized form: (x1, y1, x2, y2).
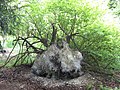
(50, 23, 57, 45)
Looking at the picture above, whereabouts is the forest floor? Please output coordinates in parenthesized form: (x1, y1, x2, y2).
(0, 49, 120, 90)
(0, 65, 119, 90)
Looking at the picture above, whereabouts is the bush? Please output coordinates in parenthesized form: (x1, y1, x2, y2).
(31, 0, 119, 73)
(6, 0, 120, 73)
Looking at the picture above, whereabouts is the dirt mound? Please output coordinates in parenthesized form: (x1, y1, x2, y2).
(0, 65, 96, 90)
(0, 65, 119, 90)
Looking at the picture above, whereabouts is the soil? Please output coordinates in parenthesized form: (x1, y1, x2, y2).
(0, 64, 120, 90)
(0, 49, 120, 90)
(0, 65, 90, 90)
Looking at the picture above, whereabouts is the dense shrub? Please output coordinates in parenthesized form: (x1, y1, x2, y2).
(5, 0, 120, 73)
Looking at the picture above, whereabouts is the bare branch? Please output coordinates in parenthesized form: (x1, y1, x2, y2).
(66, 33, 79, 44)
(32, 35, 48, 47)
(50, 23, 57, 45)
(58, 24, 80, 51)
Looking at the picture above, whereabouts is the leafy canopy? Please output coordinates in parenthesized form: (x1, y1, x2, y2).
(2, 0, 120, 73)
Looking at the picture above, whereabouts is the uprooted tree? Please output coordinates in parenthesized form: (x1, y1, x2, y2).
(31, 41, 83, 79)
(1, 0, 120, 79)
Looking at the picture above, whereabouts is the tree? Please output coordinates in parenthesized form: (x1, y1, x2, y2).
(2, 0, 120, 76)
(108, 0, 120, 16)
(0, 0, 17, 35)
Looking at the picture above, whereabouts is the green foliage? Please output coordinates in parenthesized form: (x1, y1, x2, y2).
(108, 0, 120, 16)
(0, 0, 20, 35)
(20, 0, 119, 72)
(0, 41, 3, 49)
(2, 0, 120, 74)
(99, 85, 120, 90)
(108, 0, 118, 9)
